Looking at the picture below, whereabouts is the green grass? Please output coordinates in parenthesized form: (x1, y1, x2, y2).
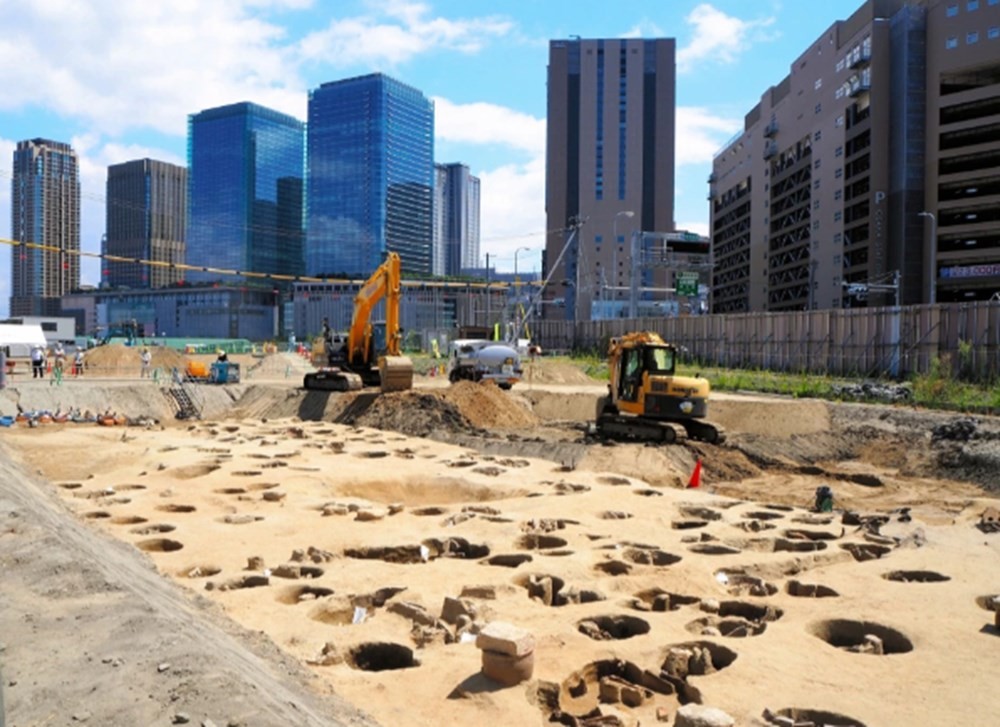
(566, 351, 1000, 414)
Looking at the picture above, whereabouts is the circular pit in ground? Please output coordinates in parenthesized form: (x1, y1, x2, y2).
(136, 538, 184, 553)
(883, 570, 950, 583)
(577, 614, 651, 641)
(809, 619, 913, 654)
(347, 642, 418, 672)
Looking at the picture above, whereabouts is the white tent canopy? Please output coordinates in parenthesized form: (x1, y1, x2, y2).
(0, 323, 48, 356)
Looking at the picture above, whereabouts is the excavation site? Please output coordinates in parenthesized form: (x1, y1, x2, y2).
(1, 352, 998, 727)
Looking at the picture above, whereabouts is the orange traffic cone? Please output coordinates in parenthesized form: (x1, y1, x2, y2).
(687, 458, 703, 489)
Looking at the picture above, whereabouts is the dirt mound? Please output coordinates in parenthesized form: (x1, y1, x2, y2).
(522, 359, 598, 385)
(355, 381, 539, 437)
(443, 381, 539, 429)
(83, 344, 190, 376)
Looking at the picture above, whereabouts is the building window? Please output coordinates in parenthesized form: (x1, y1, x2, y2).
(835, 167, 843, 178)
(946, 36, 958, 48)
(835, 145, 843, 156)
(814, 159, 821, 169)
(989, 26, 999, 39)
(834, 189, 842, 200)
(836, 115, 844, 127)
(814, 200, 821, 210)
(947, 2, 959, 14)
(968, 0, 979, 10)
(814, 130, 822, 141)
(815, 103, 822, 114)
(967, 31, 979, 43)
(813, 179, 821, 190)
(834, 211, 842, 221)
(815, 78, 823, 90)
(834, 233, 842, 243)
(812, 220, 820, 230)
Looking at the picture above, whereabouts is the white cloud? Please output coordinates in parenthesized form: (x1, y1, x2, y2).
(677, 3, 776, 74)
(431, 97, 546, 271)
(676, 106, 742, 166)
(433, 97, 545, 156)
(477, 154, 546, 271)
(622, 20, 666, 39)
(677, 220, 709, 237)
(298, 1, 512, 68)
(0, 2, 306, 137)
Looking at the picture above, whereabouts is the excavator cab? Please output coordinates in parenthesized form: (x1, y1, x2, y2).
(617, 344, 674, 403)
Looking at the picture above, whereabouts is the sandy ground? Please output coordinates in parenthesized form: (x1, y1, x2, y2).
(2, 354, 999, 727)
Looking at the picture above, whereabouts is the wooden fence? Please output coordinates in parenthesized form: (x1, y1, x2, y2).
(529, 302, 1000, 381)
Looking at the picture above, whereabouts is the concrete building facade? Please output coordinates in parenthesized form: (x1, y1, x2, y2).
(432, 163, 481, 277)
(105, 159, 187, 289)
(545, 38, 677, 321)
(710, 0, 1000, 313)
(9, 138, 80, 317)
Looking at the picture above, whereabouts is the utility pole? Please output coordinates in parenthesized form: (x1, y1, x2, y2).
(485, 252, 490, 329)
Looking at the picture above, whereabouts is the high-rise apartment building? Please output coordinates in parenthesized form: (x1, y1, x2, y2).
(186, 102, 305, 286)
(9, 138, 80, 317)
(545, 38, 677, 321)
(105, 159, 187, 289)
(710, 0, 1000, 313)
(307, 73, 434, 278)
(433, 163, 481, 277)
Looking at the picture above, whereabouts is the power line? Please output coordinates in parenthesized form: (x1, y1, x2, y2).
(0, 235, 556, 292)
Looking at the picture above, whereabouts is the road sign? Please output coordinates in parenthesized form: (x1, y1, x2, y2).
(676, 272, 699, 297)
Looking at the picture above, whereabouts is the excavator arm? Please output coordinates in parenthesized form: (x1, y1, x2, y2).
(303, 252, 412, 393)
(346, 252, 403, 365)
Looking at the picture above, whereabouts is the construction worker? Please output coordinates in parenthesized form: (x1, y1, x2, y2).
(140, 348, 152, 378)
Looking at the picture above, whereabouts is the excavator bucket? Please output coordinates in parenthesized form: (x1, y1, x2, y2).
(379, 355, 414, 392)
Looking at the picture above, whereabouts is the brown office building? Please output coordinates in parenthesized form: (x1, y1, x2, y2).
(710, 0, 1000, 313)
(545, 38, 676, 320)
(105, 159, 187, 289)
(9, 138, 80, 317)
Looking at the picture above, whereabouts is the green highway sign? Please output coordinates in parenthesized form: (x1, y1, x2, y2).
(676, 272, 699, 297)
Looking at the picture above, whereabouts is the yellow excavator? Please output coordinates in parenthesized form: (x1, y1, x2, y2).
(303, 252, 414, 393)
(593, 331, 725, 444)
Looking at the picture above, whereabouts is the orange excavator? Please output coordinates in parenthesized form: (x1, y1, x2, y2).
(303, 252, 414, 393)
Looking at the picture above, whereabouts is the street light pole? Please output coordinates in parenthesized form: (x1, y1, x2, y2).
(512, 246, 531, 341)
(919, 211, 937, 305)
(513, 246, 531, 280)
(613, 211, 634, 305)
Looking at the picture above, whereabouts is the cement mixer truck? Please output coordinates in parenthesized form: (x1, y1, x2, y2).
(446, 339, 522, 390)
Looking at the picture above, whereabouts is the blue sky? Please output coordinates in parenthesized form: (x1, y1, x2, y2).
(0, 0, 864, 317)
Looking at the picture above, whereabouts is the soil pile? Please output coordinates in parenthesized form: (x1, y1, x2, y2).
(521, 359, 598, 385)
(83, 344, 189, 376)
(355, 381, 539, 437)
(443, 380, 539, 429)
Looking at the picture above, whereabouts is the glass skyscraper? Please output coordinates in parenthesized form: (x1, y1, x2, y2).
(307, 73, 434, 278)
(9, 138, 80, 317)
(186, 102, 305, 285)
(433, 163, 481, 277)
